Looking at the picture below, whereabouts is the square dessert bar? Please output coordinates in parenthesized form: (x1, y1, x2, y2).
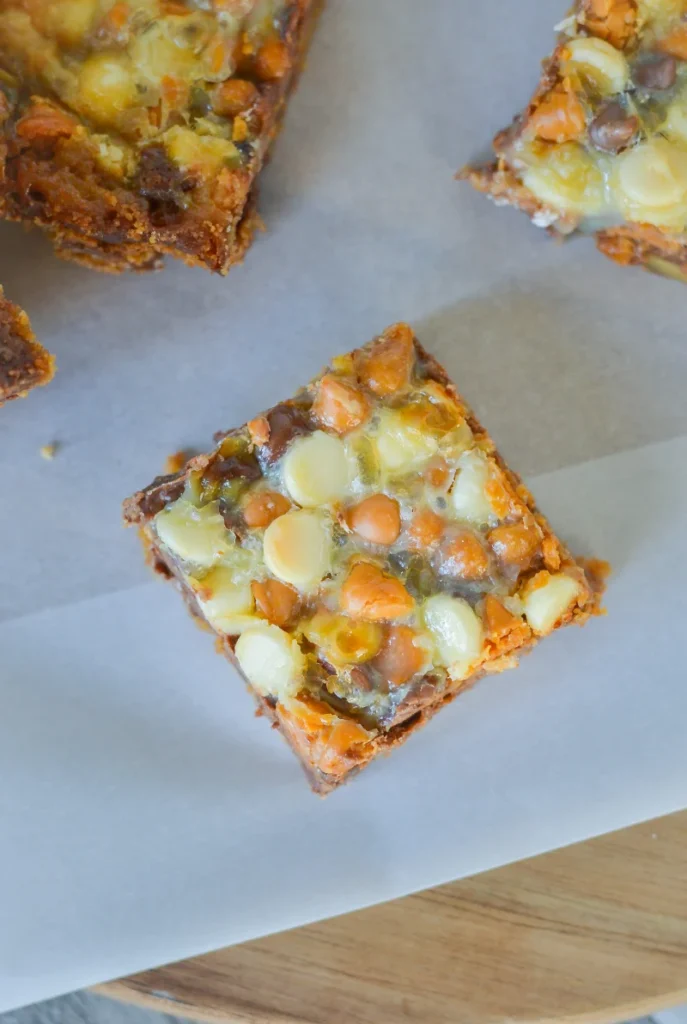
(461, 0, 687, 280)
(0, 287, 54, 405)
(124, 324, 602, 793)
(0, 0, 317, 273)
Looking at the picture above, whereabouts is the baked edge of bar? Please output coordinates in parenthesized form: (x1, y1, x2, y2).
(0, 289, 55, 405)
(0, 0, 320, 274)
(458, 38, 687, 274)
(122, 330, 603, 793)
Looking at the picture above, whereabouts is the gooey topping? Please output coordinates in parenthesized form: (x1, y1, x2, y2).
(509, 0, 687, 234)
(0, 0, 291, 185)
(149, 325, 589, 772)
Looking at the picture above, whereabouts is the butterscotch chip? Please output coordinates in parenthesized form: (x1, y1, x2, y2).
(252, 579, 300, 628)
(440, 530, 491, 580)
(313, 376, 370, 435)
(488, 521, 542, 570)
(243, 490, 291, 529)
(340, 562, 414, 622)
(347, 494, 401, 545)
(354, 323, 415, 396)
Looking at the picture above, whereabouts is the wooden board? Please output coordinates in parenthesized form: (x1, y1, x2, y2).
(98, 810, 687, 1024)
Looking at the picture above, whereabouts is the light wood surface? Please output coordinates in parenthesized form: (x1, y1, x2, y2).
(99, 810, 687, 1024)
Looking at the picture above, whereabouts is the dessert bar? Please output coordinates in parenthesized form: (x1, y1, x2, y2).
(124, 324, 602, 792)
(461, 0, 687, 280)
(0, 0, 317, 272)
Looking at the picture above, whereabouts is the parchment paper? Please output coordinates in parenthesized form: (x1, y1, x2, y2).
(1, 0, 687, 1010)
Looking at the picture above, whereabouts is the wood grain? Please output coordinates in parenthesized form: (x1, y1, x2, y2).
(98, 810, 687, 1024)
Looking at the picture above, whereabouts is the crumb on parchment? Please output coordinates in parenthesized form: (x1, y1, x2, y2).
(164, 450, 193, 475)
(39, 442, 58, 460)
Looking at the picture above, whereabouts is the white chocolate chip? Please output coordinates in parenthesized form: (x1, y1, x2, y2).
(374, 408, 438, 474)
(263, 509, 332, 590)
(163, 126, 239, 174)
(234, 624, 305, 702)
(523, 143, 605, 216)
(192, 566, 256, 636)
(661, 102, 687, 145)
(155, 499, 231, 568)
(639, 0, 683, 16)
(449, 450, 494, 527)
(522, 572, 583, 635)
(563, 37, 629, 95)
(75, 53, 138, 124)
(282, 431, 351, 507)
(422, 594, 483, 680)
(616, 140, 687, 208)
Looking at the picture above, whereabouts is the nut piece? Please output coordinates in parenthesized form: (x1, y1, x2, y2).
(263, 509, 332, 590)
(251, 579, 299, 627)
(313, 376, 370, 435)
(347, 494, 401, 545)
(340, 562, 414, 621)
(355, 323, 415, 396)
(235, 624, 305, 702)
(243, 490, 291, 528)
(282, 431, 351, 507)
(193, 567, 256, 635)
(564, 36, 630, 94)
(522, 571, 584, 635)
(422, 594, 483, 679)
(156, 499, 231, 567)
(450, 450, 494, 527)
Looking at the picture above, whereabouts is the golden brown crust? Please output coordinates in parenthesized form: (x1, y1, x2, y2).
(0, 287, 55, 405)
(0, 0, 320, 274)
(595, 222, 687, 274)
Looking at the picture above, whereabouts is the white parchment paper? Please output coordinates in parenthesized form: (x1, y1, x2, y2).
(1, 0, 687, 1009)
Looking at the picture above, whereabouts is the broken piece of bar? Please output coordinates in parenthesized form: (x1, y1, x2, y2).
(124, 324, 602, 793)
(0, 287, 54, 405)
(0, 0, 317, 273)
(461, 0, 687, 280)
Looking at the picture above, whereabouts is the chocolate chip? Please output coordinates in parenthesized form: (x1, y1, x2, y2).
(633, 53, 677, 91)
(136, 475, 186, 519)
(204, 453, 261, 484)
(256, 403, 312, 467)
(588, 101, 639, 152)
(136, 145, 185, 202)
(189, 86, 212, 119)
